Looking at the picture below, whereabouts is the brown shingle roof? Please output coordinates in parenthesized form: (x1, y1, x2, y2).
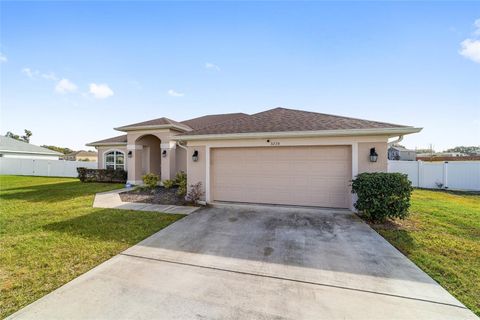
(181, 113, 249, 130)
(179, 107, 406, 136)
(116, 117, 188, 130)
(87, 134, 127, 146)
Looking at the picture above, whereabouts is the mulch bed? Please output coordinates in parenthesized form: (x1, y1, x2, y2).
(120, 187, 188, 206)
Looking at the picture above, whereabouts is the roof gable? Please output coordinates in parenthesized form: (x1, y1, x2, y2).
(115, 117, 191, 132)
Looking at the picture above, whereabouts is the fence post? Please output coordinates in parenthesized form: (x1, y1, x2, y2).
(443, 161, 448, 189)
(418, 160, 422, 188)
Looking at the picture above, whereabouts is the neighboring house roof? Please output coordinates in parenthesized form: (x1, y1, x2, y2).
(86, 134, 128, 146)
(181, 113, 249, 130)
(65, 150, 98, 157)
(389, 146, 415, 152)
(178, 107, 416, 138)
(0, 136, 63, 156)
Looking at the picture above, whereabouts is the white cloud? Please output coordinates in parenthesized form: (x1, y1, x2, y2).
(41, 72, 58, 81)
(459, 18, 480, 64)
(205, 62, 220, 71)
(55, 78, 78, 94)
(22, 67, 58, 80)
(89, 83, 114, 99)
(167, 89, 184, 97)
(475, 18, 480, 35)
(459, 39, 480, 63)
(21, 67, 40, 78)
(0, 53, 7, 63)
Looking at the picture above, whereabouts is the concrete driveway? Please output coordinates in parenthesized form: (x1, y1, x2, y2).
(8, 205, 477, 320)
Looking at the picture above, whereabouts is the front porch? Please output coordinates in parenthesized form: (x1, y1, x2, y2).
(126, 131, 186, 185)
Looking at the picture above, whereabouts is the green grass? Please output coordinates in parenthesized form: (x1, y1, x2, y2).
(0, 175, 184, 318)
(370, 189, 480, 316)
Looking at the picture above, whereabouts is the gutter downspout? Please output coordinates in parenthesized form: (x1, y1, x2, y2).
(388, 135, 404, 146)
(176, 141, 187, 151)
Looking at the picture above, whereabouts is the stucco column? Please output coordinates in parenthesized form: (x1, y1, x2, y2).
(127, 144, 143, 184)
(160, 141, 176, 181)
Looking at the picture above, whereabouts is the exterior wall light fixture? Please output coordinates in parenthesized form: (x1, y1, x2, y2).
(370, 147, 378, 162)
(162, 150, 167, 158)
(192, 150, 199, 162)
(128, 151, 133, 158)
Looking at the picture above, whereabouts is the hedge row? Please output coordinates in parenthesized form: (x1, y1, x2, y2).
(77, 167, 127, 183)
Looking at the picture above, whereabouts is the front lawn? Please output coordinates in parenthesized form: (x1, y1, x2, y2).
(370, 189, 480, 316)
(0, 175, 184, 318)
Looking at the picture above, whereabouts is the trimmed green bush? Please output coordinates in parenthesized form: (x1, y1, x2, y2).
(162, 179, 175, 189)
(351, 172, 413, 223)
(175, 171, 187, 197)
(142, 173, 159, 189)
(77, 168, 127, 183)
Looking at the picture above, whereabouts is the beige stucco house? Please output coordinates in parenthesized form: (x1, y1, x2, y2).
(87, 107, 421, 209)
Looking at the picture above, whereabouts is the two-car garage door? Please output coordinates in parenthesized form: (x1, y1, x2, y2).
(211, 146, 352, 208)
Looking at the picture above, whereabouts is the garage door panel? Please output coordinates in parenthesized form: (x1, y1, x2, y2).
(211, 146, 351, 208)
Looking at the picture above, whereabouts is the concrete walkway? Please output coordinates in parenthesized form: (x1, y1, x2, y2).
(93, 188, 199, 215)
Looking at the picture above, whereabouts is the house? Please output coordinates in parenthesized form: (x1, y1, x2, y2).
(0, 135, 63, 160)
(87, 107, 421, 209)
(64, 150, 98, 162)
(388, 146, 416, 161)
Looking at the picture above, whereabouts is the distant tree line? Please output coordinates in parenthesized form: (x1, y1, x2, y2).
(40, 145, 74, 155)
(413, 146, 480, 155)
(443, 146, 480, 155)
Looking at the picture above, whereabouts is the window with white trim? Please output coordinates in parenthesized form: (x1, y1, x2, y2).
(104, 151, 125, 170)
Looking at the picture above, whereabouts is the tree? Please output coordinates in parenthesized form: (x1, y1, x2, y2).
(5, 129, 32, 143)
(5, 131, 20, 140)
(40, 145, 74, 155)
(444, 146, 480, 155)
(21, 130, 32, 143)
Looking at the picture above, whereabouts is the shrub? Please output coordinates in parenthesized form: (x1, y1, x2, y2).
(162, 179, 175, 189)
(351, 172, 413, 223)
(174, 171, 187, 197)
(77, 168, 127, 183)
(186, 182, 204, 204)
(142, 173, 159, 189)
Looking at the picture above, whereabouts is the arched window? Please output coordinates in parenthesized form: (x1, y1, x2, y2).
(104, 151, 125, 170)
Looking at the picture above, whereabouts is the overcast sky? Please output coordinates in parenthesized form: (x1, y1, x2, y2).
(1, 2, 479, 151)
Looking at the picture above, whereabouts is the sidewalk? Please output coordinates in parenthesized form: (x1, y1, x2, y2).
(93, 188, 199, 215)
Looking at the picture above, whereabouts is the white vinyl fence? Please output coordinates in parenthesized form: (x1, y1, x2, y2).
(0, 158, 97, 178)
(388, 160, 480, 191)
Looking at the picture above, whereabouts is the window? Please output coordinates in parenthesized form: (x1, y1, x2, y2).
(104, 151, 125, 170)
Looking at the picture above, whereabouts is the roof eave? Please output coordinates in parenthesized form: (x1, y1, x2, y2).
(85, 142, 127, 147)
(0, 149, 63, 156)
(173, 127, 423, 141)
(114, 124, 192, 132)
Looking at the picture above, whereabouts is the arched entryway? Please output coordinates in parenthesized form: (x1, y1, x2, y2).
(135, 134, 161, 177)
